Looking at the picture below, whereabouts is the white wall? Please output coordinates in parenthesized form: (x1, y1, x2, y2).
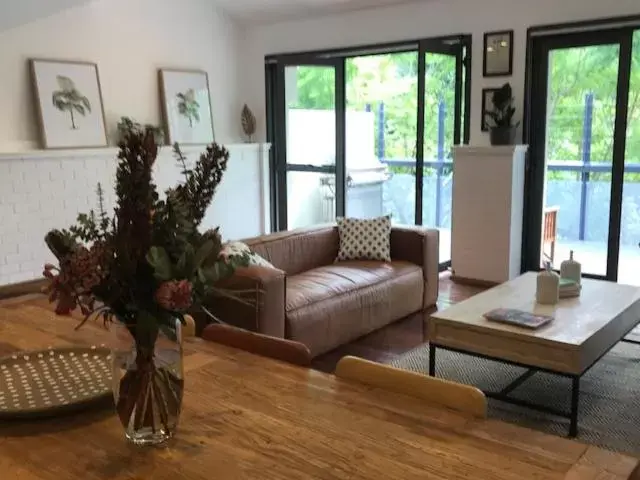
(0, 144, 271, 286)
(0, 0, 242, 151)
(239, 0, 640, 146)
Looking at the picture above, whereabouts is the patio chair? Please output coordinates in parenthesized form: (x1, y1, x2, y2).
(542, 206, 559, 265)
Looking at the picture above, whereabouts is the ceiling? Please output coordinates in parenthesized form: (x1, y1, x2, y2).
(0, 0, 422, 34)
(214, 0, 424, 24)
(0, 0, 95, 32)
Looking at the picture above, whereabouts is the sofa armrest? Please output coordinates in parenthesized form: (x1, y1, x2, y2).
(195, 265, 286, 338)
(390, 226, 440, 308)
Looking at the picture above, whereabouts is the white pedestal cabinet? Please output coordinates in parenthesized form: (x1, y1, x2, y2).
(451, 145, 528, 284)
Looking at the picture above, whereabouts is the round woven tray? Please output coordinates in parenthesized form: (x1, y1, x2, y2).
(0, 346, 113, 419)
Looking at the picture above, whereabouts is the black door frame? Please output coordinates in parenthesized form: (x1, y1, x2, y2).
(269, 57, 346, 230)
(265, 34, 471, 272)
(416, 39, 466, 230)
(523, 25, 636, 281)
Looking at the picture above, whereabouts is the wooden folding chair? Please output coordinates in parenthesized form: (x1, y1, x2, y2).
(335, 356, 487, 418)
(543, 206, 559, 265)
(202, 323, 312, 367)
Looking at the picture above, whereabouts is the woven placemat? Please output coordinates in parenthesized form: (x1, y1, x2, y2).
(0, 346, 113, 418)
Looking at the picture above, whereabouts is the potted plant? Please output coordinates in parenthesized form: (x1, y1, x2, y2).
(486, 83, 519, 146)
(42, 123, 249, 446)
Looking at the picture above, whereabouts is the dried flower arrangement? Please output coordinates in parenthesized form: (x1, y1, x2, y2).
(42, 122, 248, 443)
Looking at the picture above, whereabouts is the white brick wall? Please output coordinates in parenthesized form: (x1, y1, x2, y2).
(0, 144, 271, 286)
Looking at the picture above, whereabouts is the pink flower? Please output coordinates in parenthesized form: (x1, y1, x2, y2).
(155, 280, 193, 311)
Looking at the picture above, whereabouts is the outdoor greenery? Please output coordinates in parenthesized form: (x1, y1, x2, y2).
(288, 32, 640, 175)
(546, 35, 640, 182)
(286, 33, 640, 243)
(288, 52, 456, 167)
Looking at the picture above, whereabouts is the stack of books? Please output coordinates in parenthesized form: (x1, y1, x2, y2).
(559, 278, 581, 298)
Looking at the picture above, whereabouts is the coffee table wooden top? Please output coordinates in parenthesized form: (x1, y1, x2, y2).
(428, 272, 640, 374)
(0, 304, 637, 479)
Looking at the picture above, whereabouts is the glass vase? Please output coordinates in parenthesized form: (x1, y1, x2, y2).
(111, 318, 184, 446)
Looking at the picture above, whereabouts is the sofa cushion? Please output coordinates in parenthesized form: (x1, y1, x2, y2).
(245, 226, 339, 276)
(336, 216, 391, 262)
(285, 260, 424, 356)
(286, 260, 417, 311)
(220, 241, 275, 269)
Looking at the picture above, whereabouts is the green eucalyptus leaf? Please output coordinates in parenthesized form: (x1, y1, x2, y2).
(147, 246, 173, 280)
(201, 261, 234, 283)
(176, 251, 187, 276)
(192, 240, 214, 274)
(197, 267, 208, 285)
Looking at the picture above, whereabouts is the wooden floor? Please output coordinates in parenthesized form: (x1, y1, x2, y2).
(0, 274, 486, 373)
(311, 273, 486, 373)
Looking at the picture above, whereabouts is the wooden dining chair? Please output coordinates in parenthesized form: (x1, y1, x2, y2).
(335, 356, 487, 418)
(202, 323, 312, 367)
(543, 206, 560, 265)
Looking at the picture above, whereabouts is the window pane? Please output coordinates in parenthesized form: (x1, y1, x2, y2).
(286, 65, 336, 167)
(287, 171, 336, 230)
(620, 30, 640, 285)
(423, 52, 456, 264)
(542, 44, 620, 276)
(345, 52, 417, 223)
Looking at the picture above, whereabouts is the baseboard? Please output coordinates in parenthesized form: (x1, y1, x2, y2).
(450, 275, 499, 288)
(0, 278, 47, 300)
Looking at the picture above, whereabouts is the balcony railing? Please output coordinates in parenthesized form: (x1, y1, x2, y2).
(380, 157, 640, 246)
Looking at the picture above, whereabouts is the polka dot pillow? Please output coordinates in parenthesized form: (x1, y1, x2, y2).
(336, 216, 391, 262)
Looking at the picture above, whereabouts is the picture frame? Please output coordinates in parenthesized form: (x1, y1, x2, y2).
(481, 87, 499, 132)
(158, 69, 215, 145)
(29, 59, 108, 149)
(483, 30, 514, 77)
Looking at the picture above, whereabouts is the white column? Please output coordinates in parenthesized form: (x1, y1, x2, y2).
(451, 145, 528, 284)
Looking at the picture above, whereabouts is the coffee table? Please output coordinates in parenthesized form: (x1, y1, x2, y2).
(427, 272, 640, 437)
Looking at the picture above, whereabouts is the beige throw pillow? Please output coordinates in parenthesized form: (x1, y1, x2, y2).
(336, 216, 391, 262)
(220, 241, 275, 268)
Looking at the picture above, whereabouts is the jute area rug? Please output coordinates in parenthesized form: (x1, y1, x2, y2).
(391, 332, 640, 455)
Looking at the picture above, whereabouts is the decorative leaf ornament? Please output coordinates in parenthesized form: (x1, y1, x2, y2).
(241, 104, 257, 142)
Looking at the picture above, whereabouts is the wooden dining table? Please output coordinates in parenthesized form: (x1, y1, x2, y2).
(0, 304, 638, 480)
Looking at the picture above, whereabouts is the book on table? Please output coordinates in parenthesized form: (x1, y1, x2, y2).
(559, 278, 581, 298)
(483, 308, 554, 329)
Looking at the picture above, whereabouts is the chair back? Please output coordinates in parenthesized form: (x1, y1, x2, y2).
(335, 356, 487, 418)
(543, 206, 559, 243)
(202, 323, 312, 367)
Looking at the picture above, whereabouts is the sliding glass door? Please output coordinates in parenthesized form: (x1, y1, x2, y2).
(420, 40, 465, 265)
(271, 59, 345, 230)
(266, 36, 470, 269)
(619, 29, 640, 285)
(345, 51, 418, 223)
(525, 27, 638, 283)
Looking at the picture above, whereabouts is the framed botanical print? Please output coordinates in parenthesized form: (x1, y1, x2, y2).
(481, 87, 499, 132)
(30, 59, 108, 149)
(159, 69, 215, 145)
(483, 30, 514, 77)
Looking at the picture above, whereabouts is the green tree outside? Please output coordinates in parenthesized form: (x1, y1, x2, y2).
(286, 33, 640, 178)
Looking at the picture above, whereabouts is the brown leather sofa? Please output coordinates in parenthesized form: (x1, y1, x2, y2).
(202, 224, 439, 358)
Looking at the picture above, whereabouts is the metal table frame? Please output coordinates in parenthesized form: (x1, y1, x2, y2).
(428, 336, 640, 437)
